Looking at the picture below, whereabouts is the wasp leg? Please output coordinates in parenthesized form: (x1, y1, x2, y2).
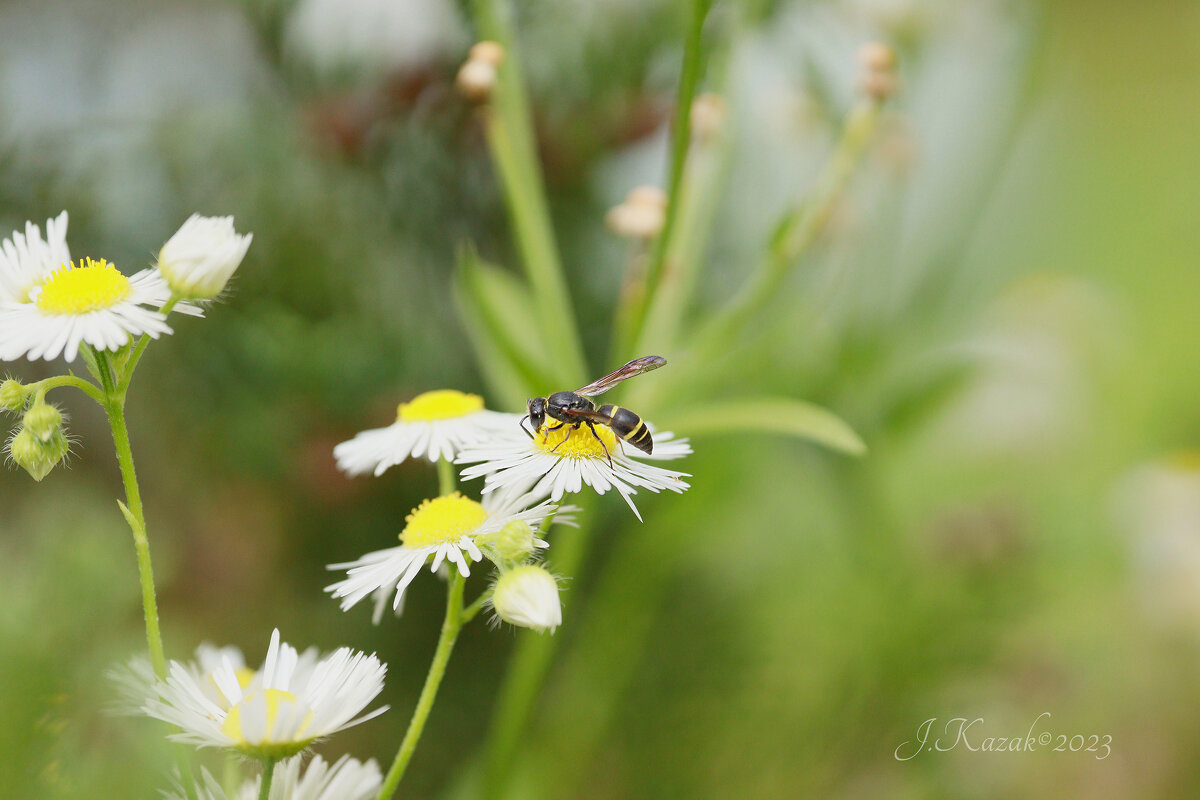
(583, 420, 613, 468)
(519, 415, 535, 440)
(548, 421, 581, 454)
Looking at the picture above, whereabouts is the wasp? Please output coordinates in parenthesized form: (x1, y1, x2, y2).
(522, 355, 666, 465)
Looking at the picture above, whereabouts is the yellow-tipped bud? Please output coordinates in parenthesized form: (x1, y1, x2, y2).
(857, 42, 899, 101)
(469, 41, 506, 67)
(457, 59, 498, 102)
(606, 185, 669, 240)
(690, 92, 727, 143)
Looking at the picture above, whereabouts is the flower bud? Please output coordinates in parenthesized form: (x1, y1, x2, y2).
(8, 416, 69, 482)
(469, 41, 505, 67)
(605, 185, 668, 240)
(857, 42, 898, 101)
(457, 59, 498, 102)
(0, 379, 26, 412)
(492, 565, 561, 633)
(23, 402, 63, 442)
(690, 92, 727, 143)
(157, 214, 253, 300)
(483, 519, 540, 565)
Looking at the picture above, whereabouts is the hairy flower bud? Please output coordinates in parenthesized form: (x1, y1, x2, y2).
(483, 519, 540, 565)
(157, 214, 253, 300)
(492, 565, 561, 633)
(23, 402, 63, 442)
(0, 379, 26, 412)
(9, 409, 69, 482)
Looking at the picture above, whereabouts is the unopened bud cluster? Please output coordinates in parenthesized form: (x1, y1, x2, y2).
(857, 42, 898, 101)
(457, 41, 505, 102)
(606, 185, 668, 240)
(8, 399, 69, 481)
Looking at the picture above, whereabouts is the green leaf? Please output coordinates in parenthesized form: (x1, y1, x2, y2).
(453, 245, 560, 405)
(658, 397, 868, 456)
(116, 499, 142, 535)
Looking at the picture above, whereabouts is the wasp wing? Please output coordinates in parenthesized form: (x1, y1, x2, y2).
(574, 355, 667, 397)
(558, 407, 616, 424)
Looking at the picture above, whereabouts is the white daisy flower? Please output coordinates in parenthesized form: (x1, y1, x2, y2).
(157, 214, 253, 300)
(168, 755, 382, 800)
(0, 257, 199, 363)
(112, 642, 261, 715)
(333, 389, 519, 475)
(0, 211, 70, 302)
(457, 422, 692, 521)
(141, 629, 387, 759)
(326, 490, 559, 623)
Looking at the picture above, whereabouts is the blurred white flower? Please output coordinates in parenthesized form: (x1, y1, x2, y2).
(284, 0, 466, 78)
(1114, 455, 1200, 634)
(169, 754, 382, 800)
(141, 629, 387, 759)
(492, 565, 562, 633)
(334, 390, 518, 475)
(157, 214, 252, 300)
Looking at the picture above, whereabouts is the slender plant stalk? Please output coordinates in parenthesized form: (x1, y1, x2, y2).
(87, 346, 199, 800)
(480, 505, 593, 799)
(98, 362, 168, 680)
(684, 97, 882, 371)
(471, 0, 587, 389)
(615, 0, 714, 357)
(258, 758, 276, 800)
(119, 297, 178, 393)
(438, 456, 457, 496)
(376, 571, 467, 800)
(28, 374, 105, 403)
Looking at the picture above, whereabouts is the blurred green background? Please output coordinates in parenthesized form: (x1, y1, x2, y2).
(2, 0, 1199, 797)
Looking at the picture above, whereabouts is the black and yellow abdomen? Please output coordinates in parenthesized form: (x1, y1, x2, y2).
(597, 404, 653, 454)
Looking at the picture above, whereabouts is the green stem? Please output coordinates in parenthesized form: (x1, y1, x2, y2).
(471, 0, 587, 389)
(462, 588, 493, 625)
(26, 374, 104, 403)
(616, 0, 714, 356)
(670, 96, 882, 395)
(480, 511, 593, 799)
(438, 457, 457, 496)
(376, 571, 466, 800)
(103, 393, 167, 679)
(119, 297, 178, 393)
(258, 758, 277, 800)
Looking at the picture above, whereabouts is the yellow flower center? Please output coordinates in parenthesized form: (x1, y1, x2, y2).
(209, 667, 258, 706)
(397, 390, 484, 421)
(1168, 450, 1200, 472)
(401, 492, 488, 547)
(220, 689, 313, 744)
(34, 258, 132, 314)
(535, 422, 618, 460)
